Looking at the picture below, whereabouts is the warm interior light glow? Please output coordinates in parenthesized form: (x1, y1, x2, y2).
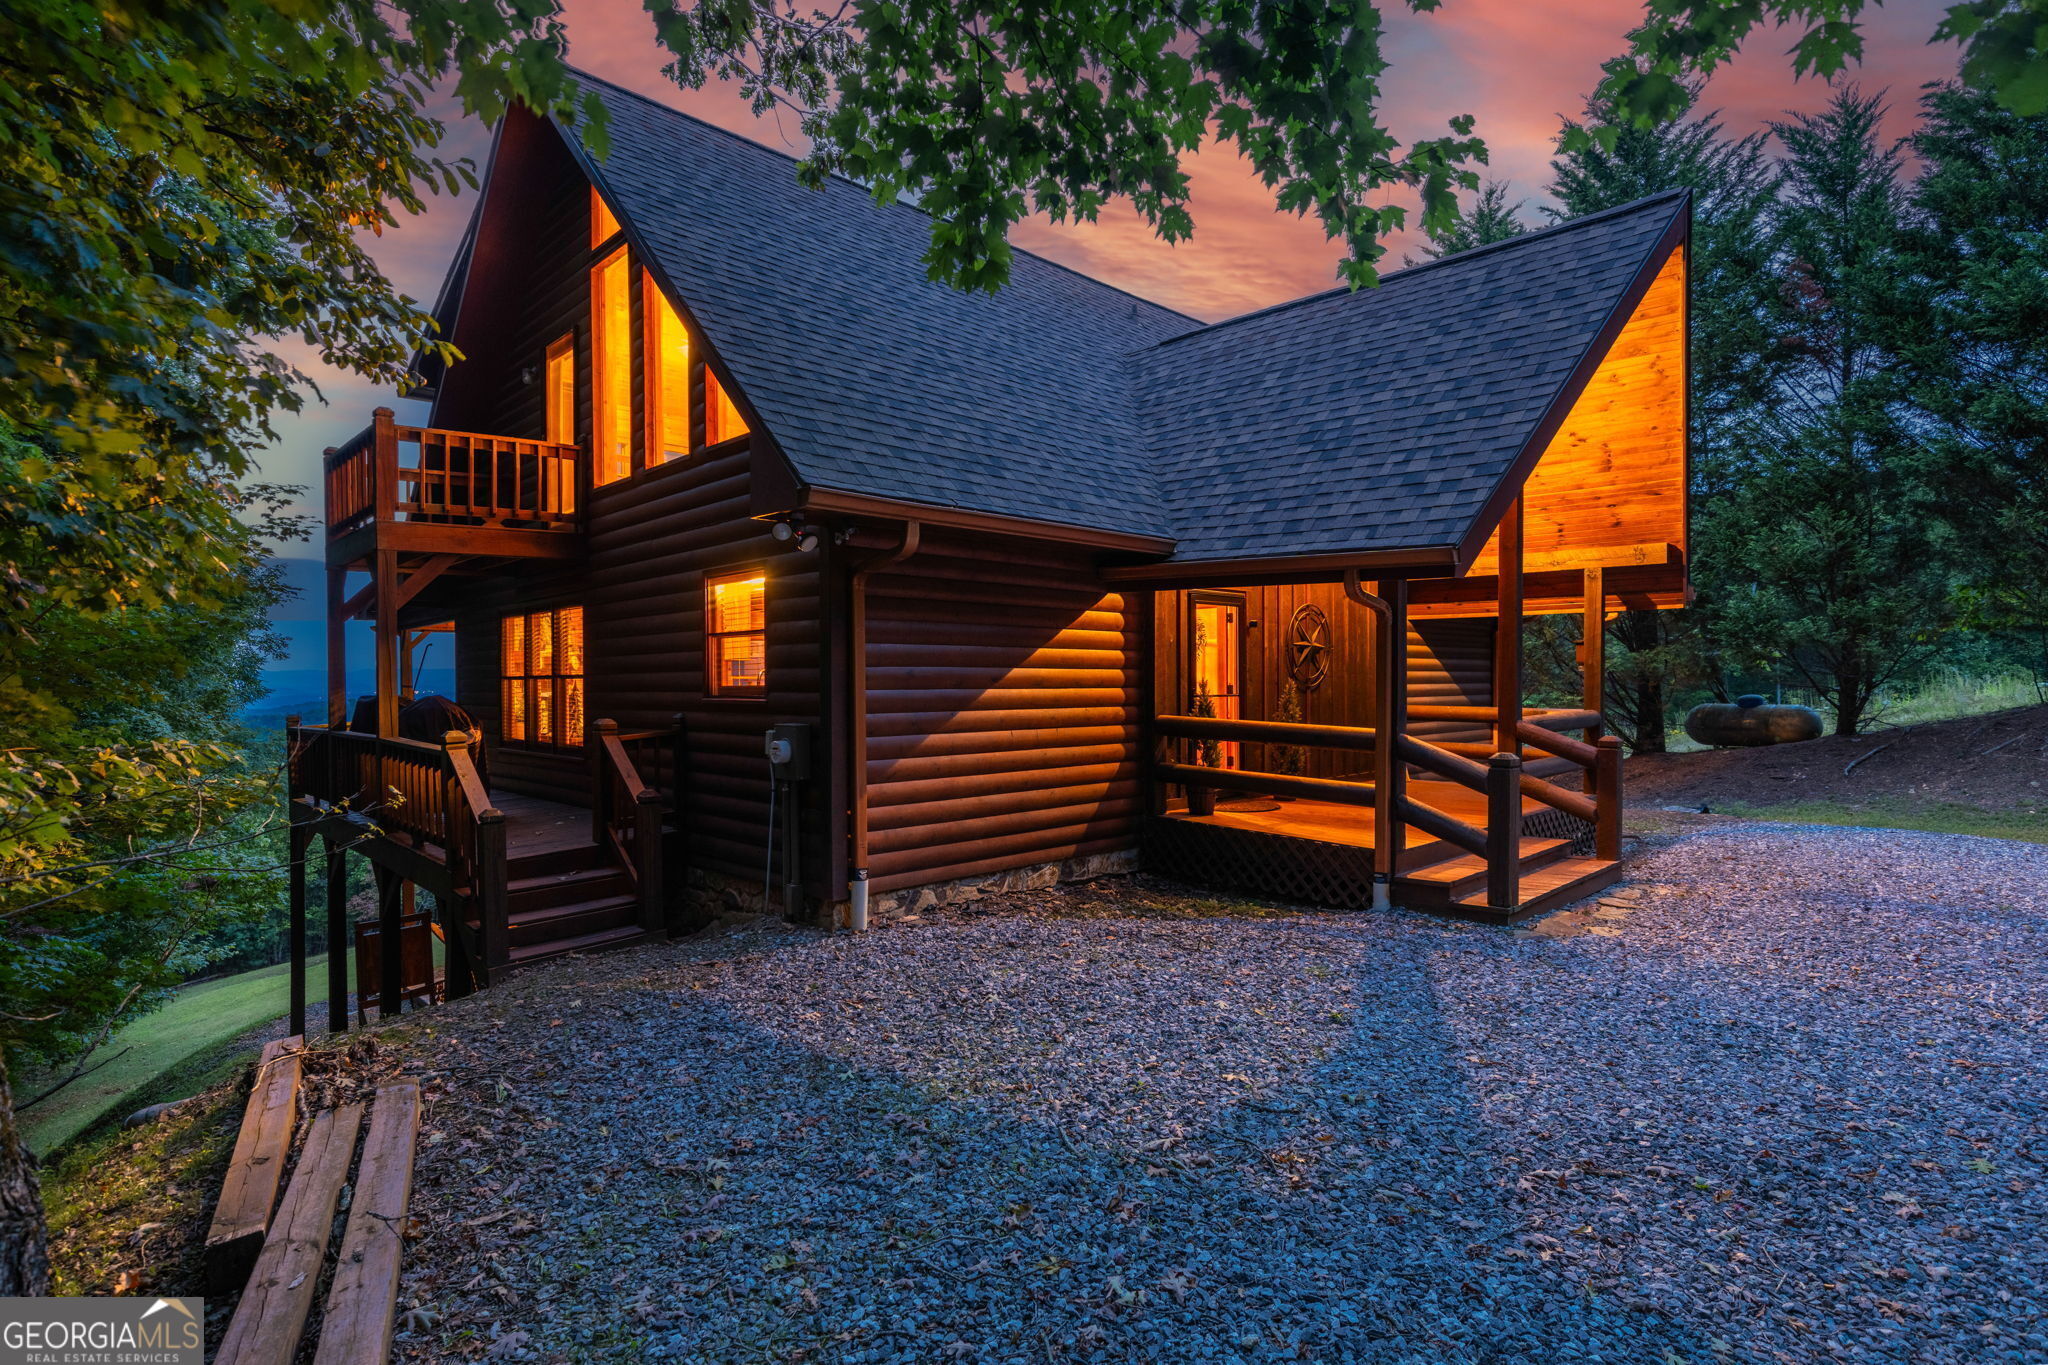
(544, 334, 574, 446)
(501, 606, 586, 746)
(706, 368, 749, 445)
(707, 571, 766, 695)
(590, 187, 620, 247)
(592, 248, 631, 485)
(645, 270, 691, 464)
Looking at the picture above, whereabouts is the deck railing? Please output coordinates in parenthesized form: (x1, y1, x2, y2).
(325, 407, 581, 538)
(593, 719, 670, 935)
(287, 720, 509, 995)
(1154, 707, 1623, 915)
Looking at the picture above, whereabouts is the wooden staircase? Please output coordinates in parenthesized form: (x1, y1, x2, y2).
(1395, 833, 1620, 921)
(498, 842, 654, 970)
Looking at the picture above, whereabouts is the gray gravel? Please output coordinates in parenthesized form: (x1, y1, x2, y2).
(391, 823, 2047, 1363)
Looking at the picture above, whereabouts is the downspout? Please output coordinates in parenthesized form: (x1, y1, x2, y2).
(846, 519, 921, 931)
(1343, 570, 1396, 911)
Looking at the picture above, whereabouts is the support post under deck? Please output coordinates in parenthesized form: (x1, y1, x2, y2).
(1493, 498, 1524, 760)
(325, 838, 349, 1035)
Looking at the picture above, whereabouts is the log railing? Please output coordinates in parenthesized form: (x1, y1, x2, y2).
(593, 719, 668, 936)
(287, 721, 509, 985)
(325, 407, 581, 538)
(1153, 713, 1377, 807)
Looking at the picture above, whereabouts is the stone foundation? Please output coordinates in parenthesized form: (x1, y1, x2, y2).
(833, 847, 1141, 928)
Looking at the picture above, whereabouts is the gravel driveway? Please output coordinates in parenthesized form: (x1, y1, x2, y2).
(390, 824, 2047, 1364)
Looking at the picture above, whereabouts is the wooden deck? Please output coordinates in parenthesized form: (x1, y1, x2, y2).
(1159, 781, 1546, 854)
(493, 790, 596, 858)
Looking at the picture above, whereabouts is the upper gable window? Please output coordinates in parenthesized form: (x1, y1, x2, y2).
(706, 369, 749, 446)
(590, 246, 631, 486)
(544, 334, 574, 445)
(644, 269, 690, 465)
(590, 187, 621, 248)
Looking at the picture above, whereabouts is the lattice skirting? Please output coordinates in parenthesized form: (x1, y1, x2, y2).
(1144, 817, 1375, 910)
(1525, 805, 1597, 857)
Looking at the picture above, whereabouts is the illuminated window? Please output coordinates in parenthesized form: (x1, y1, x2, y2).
(502, 607, 586, 746)
(544, 335, 574, 445)
(591, 247, 631, 485)
(644, 269, 690, 465)
(705, 368, 749, 446)
(590, 187, 620, 248)
(706, 570, 766, 697)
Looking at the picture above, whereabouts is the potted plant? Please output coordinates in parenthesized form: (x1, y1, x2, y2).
(1186, 684, 1222, 816)
(1271, 678, 1306, 798)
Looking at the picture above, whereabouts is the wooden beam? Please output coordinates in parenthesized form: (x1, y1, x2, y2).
(204, 1036, 303, 1294)
(393, 553, 462, 613)
(374, 548, 399, 737)
(314, 1081, 420, 1365)
(326, 565, 348, 727)
(1102, 544, 1459, 586)
(1582, 566, 1606, 718)
(1493, 498, 1523, 758)
(326, 839, 349, 1036)
(1522, 541, 1675, 574)
(215, 1103, 365, 1365)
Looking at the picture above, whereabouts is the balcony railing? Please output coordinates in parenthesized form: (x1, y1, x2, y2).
(325, 407, 580, 539)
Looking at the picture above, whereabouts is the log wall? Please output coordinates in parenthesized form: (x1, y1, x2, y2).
(408, 117, 829, 890)
(862, 531, 1144, 893)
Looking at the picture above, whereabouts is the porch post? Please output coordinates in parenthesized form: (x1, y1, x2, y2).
(287, 829, 307, 1039)
(1581, 566, 1605, 726)
(325, 837, 349, 1035)
(1371, 577, 1408, 898)
(374, 548, 400, 737)
(1493, 498, 1524, 759)
(375, 864, 403, 1020)
(325, 560, 347, 728)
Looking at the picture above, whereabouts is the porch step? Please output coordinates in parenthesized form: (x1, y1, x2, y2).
(1395, 838, 1573, 903)
(507, 864, 633, 913)
(505, 892, 640, 948)
(506, 842, 609, 880)
(506, 923, 650, 970)
(1450, 856, 1622, 922)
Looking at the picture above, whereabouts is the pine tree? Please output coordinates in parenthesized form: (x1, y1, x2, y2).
(1709, 89, 1952, 735)
(1413, 182, 1528, 260)
(1545, 86, 1782, 749)
(1894, 84, 2048, 690)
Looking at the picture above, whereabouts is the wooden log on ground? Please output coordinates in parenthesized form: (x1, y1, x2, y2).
(205, 1036, 304, 1294)
(314, 1081, 421, 1365)
(215, 1102, 365, 1365)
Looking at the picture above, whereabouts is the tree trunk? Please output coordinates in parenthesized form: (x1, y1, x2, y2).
(1631, 672, 1668, 753)
(1834, 675, 1865, 737)
(0, 1050, 52, 1295)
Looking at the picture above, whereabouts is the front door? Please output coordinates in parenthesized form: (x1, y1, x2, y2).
(1190, 593, 1244, 769)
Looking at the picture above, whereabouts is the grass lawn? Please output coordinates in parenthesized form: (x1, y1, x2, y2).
(20, 957, 322, 1158)
(1716, 798, 2048, 844)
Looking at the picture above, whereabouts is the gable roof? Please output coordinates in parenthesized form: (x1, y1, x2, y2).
(536, 76, 1688, 566)
(1128, 191, 1690, 563)
(562, 74, 1199, 539)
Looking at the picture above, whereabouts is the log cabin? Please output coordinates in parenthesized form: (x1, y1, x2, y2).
(285, 71, 1691, 1030)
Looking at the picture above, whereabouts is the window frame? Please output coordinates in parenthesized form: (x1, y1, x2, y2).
(544, 333, 575, 447)
(704, 568, 768, 700)
(590, 186, 622, 250)
(589, 245, 633, 486)
(642, 267, 691, 468)
(501, 606, 588, 749)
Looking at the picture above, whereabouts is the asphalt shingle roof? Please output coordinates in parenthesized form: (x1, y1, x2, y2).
(560, 76, 1686, 562)
(572, 76, 1197, 538)
(1126, 193, 1687, 561)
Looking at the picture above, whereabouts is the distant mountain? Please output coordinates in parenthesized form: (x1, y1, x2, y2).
(256, 555, 456, 716)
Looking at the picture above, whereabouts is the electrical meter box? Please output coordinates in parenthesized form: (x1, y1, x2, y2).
(763, 722, 812, 781)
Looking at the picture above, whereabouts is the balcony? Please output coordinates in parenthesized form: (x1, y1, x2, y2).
(323, 407, 584, 568)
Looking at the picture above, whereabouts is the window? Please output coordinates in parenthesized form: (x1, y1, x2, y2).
(502, 607, 586, 746)
(591, 247, 631, 485)
(706, 570, 766, 697)
(590, 187, 620, 248)
(705, 368, 749, 446)
(544, 334, 574, 445)
(644, 269, 690, 465)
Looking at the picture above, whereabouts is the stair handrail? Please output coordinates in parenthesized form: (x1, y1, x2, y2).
(439, 730, 507, 984)
(1516, 720, 1624, 860)
(594, 719, 667, 936)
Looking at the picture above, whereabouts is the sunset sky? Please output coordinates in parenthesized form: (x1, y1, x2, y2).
(262, 0, 1962, 518)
